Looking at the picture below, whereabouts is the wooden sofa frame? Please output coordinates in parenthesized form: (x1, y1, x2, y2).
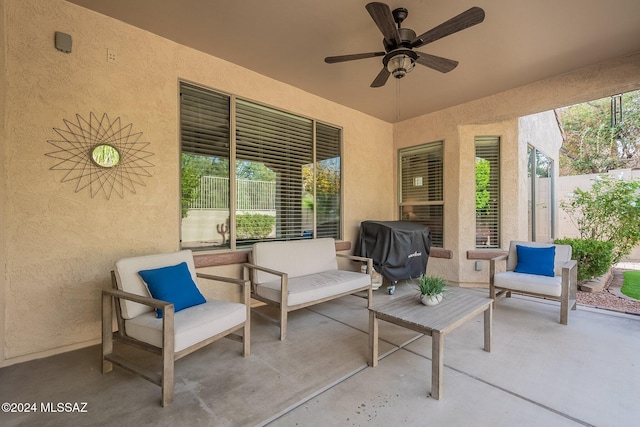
(244, 244, 373, 341)
(102, 271, 250, 406)
(489, 250, 578, 325)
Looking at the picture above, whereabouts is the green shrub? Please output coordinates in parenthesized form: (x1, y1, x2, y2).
(560, 175, 640, 263)
(554, 238, 614, 281)
(236, 214, 275, 239)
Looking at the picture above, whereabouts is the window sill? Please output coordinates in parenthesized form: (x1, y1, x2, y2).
(193, 242, 453, 268)
(193, 240, 353, 268)
(466, 249, 508, 260)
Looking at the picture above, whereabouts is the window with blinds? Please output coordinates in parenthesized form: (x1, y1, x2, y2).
(180, 82, 231, 249)
(179, 82, 342, 250)
(398, 142, 444, 247)
(314, 123, 342, 239)
(236, 99, 313, 244)
(475, 137, 500, 248)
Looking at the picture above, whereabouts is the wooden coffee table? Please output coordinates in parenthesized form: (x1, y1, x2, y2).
(368, 287, 492, 399)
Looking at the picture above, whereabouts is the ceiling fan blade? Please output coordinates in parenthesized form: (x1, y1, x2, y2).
(365, 2, 401, 46)
(411, 7, 485, 48)
(415, 52, 459, 73)
(325, 51, 385, 64)
(371, 67, 390, 87)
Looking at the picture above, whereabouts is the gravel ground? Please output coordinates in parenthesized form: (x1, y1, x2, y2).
(577, 263, 640, 315)
(577, 290, 640, 314)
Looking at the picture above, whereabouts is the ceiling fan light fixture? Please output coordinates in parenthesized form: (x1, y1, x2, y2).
(386, 53, 415, 79)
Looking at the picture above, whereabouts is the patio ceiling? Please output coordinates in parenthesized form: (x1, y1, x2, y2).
(65, 0, 640, 123)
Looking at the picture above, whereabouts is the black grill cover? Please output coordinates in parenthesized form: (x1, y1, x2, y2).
(356, 221, 431, 282)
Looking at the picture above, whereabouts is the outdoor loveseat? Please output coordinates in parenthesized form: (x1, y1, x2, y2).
(245, 238, 373, 340)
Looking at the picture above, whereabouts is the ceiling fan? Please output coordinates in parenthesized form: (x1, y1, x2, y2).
(324, 2, 485, 87)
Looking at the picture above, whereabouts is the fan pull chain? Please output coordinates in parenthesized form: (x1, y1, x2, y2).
(395, 78, 401, 120)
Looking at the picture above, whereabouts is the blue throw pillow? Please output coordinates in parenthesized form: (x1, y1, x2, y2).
(514, 245, 556, 277)
(138, 262, 206, 318)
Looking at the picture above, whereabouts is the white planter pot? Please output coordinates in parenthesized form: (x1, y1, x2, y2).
(421, 293, 443, 306)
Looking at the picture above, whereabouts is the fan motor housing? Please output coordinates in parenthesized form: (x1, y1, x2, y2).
(383, 28, 417, 51)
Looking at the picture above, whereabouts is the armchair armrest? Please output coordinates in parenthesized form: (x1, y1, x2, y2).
(243, 262, 287, 278)
(336, 253, 370, 262)
(102, 288, 175, 358)
(103, 288, 172, 311)
(561, 259, 577, 272)
(560, 259, 578, 291)
(490, 254, 508, 263)
(336, 253, 373, 276)
(489, 254, 508, 279)
(243, 262, 289, 307)
(197, 272, 251, 307)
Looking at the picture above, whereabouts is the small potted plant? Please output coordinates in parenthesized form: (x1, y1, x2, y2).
(415, 274, 447, 306)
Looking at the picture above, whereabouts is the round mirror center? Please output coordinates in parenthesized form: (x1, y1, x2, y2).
(91, 144, 120, 168)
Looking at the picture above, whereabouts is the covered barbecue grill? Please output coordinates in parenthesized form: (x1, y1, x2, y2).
(356, 220, 431, 282)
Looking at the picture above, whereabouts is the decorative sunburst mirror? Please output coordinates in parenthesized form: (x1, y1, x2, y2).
(46, 112, 154, 199)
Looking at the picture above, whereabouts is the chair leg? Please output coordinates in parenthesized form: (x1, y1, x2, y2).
(161, 352, 175, 407)
(560, 302, 569, 325)
(101, 292, 113, 374)
(560, 291, 569, 325)
(489, 283, 496, 308)
(161, 308, 175, 406)
(280, 309, 287, 341)
(243, 324, 250, 357)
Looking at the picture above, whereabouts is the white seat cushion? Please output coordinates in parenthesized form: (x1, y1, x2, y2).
(114, 250, 198, 319)
(255, 270, 370, 306)
(493, 271, 562, 297)
(252, 238, 338, 284)
(125, 300, 246, 353)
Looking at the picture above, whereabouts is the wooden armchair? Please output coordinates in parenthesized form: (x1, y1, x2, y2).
(490, 241, 578, 325)
(102, 250, 250, 406)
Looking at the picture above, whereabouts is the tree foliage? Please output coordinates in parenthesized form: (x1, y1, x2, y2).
(181, 154, 229, 218)
(475, 158, 490, 214)
(302, 160, 340, 195)
(558, 90, 640, 175)
(560, 174, 640, 263)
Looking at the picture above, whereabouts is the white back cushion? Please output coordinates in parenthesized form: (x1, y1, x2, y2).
(114, 250, 197, 319)
(506, 241, 572, 276)
(252, 238, 338, 284)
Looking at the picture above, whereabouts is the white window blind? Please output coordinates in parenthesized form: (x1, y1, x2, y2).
(398, 141, 444, 247)
(180, 83, 342, 249)
(235, 99, 313, 243)
(180, 82, 230, 158)
(315, 123, 342, 239)
(475, 137, 500, 248)
(180, 82, 231, 249)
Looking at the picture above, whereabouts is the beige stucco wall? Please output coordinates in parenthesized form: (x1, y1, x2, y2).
(2, 0, 640, 366)
(394, 53, 640, 285)
(0, 0, 394, 366)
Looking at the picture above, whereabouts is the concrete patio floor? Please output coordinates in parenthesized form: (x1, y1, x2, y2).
(1, 282, 639, 426)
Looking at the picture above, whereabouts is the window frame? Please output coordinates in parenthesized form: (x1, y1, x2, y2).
(398, 141, 445, 247)
(475, 136, 501, 249)
(527, 145, 555, 241)
(179, 81, 343, 251)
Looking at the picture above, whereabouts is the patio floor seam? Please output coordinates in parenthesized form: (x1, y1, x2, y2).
(400, 345, 596, 427)
(307, 300, 600, 427)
